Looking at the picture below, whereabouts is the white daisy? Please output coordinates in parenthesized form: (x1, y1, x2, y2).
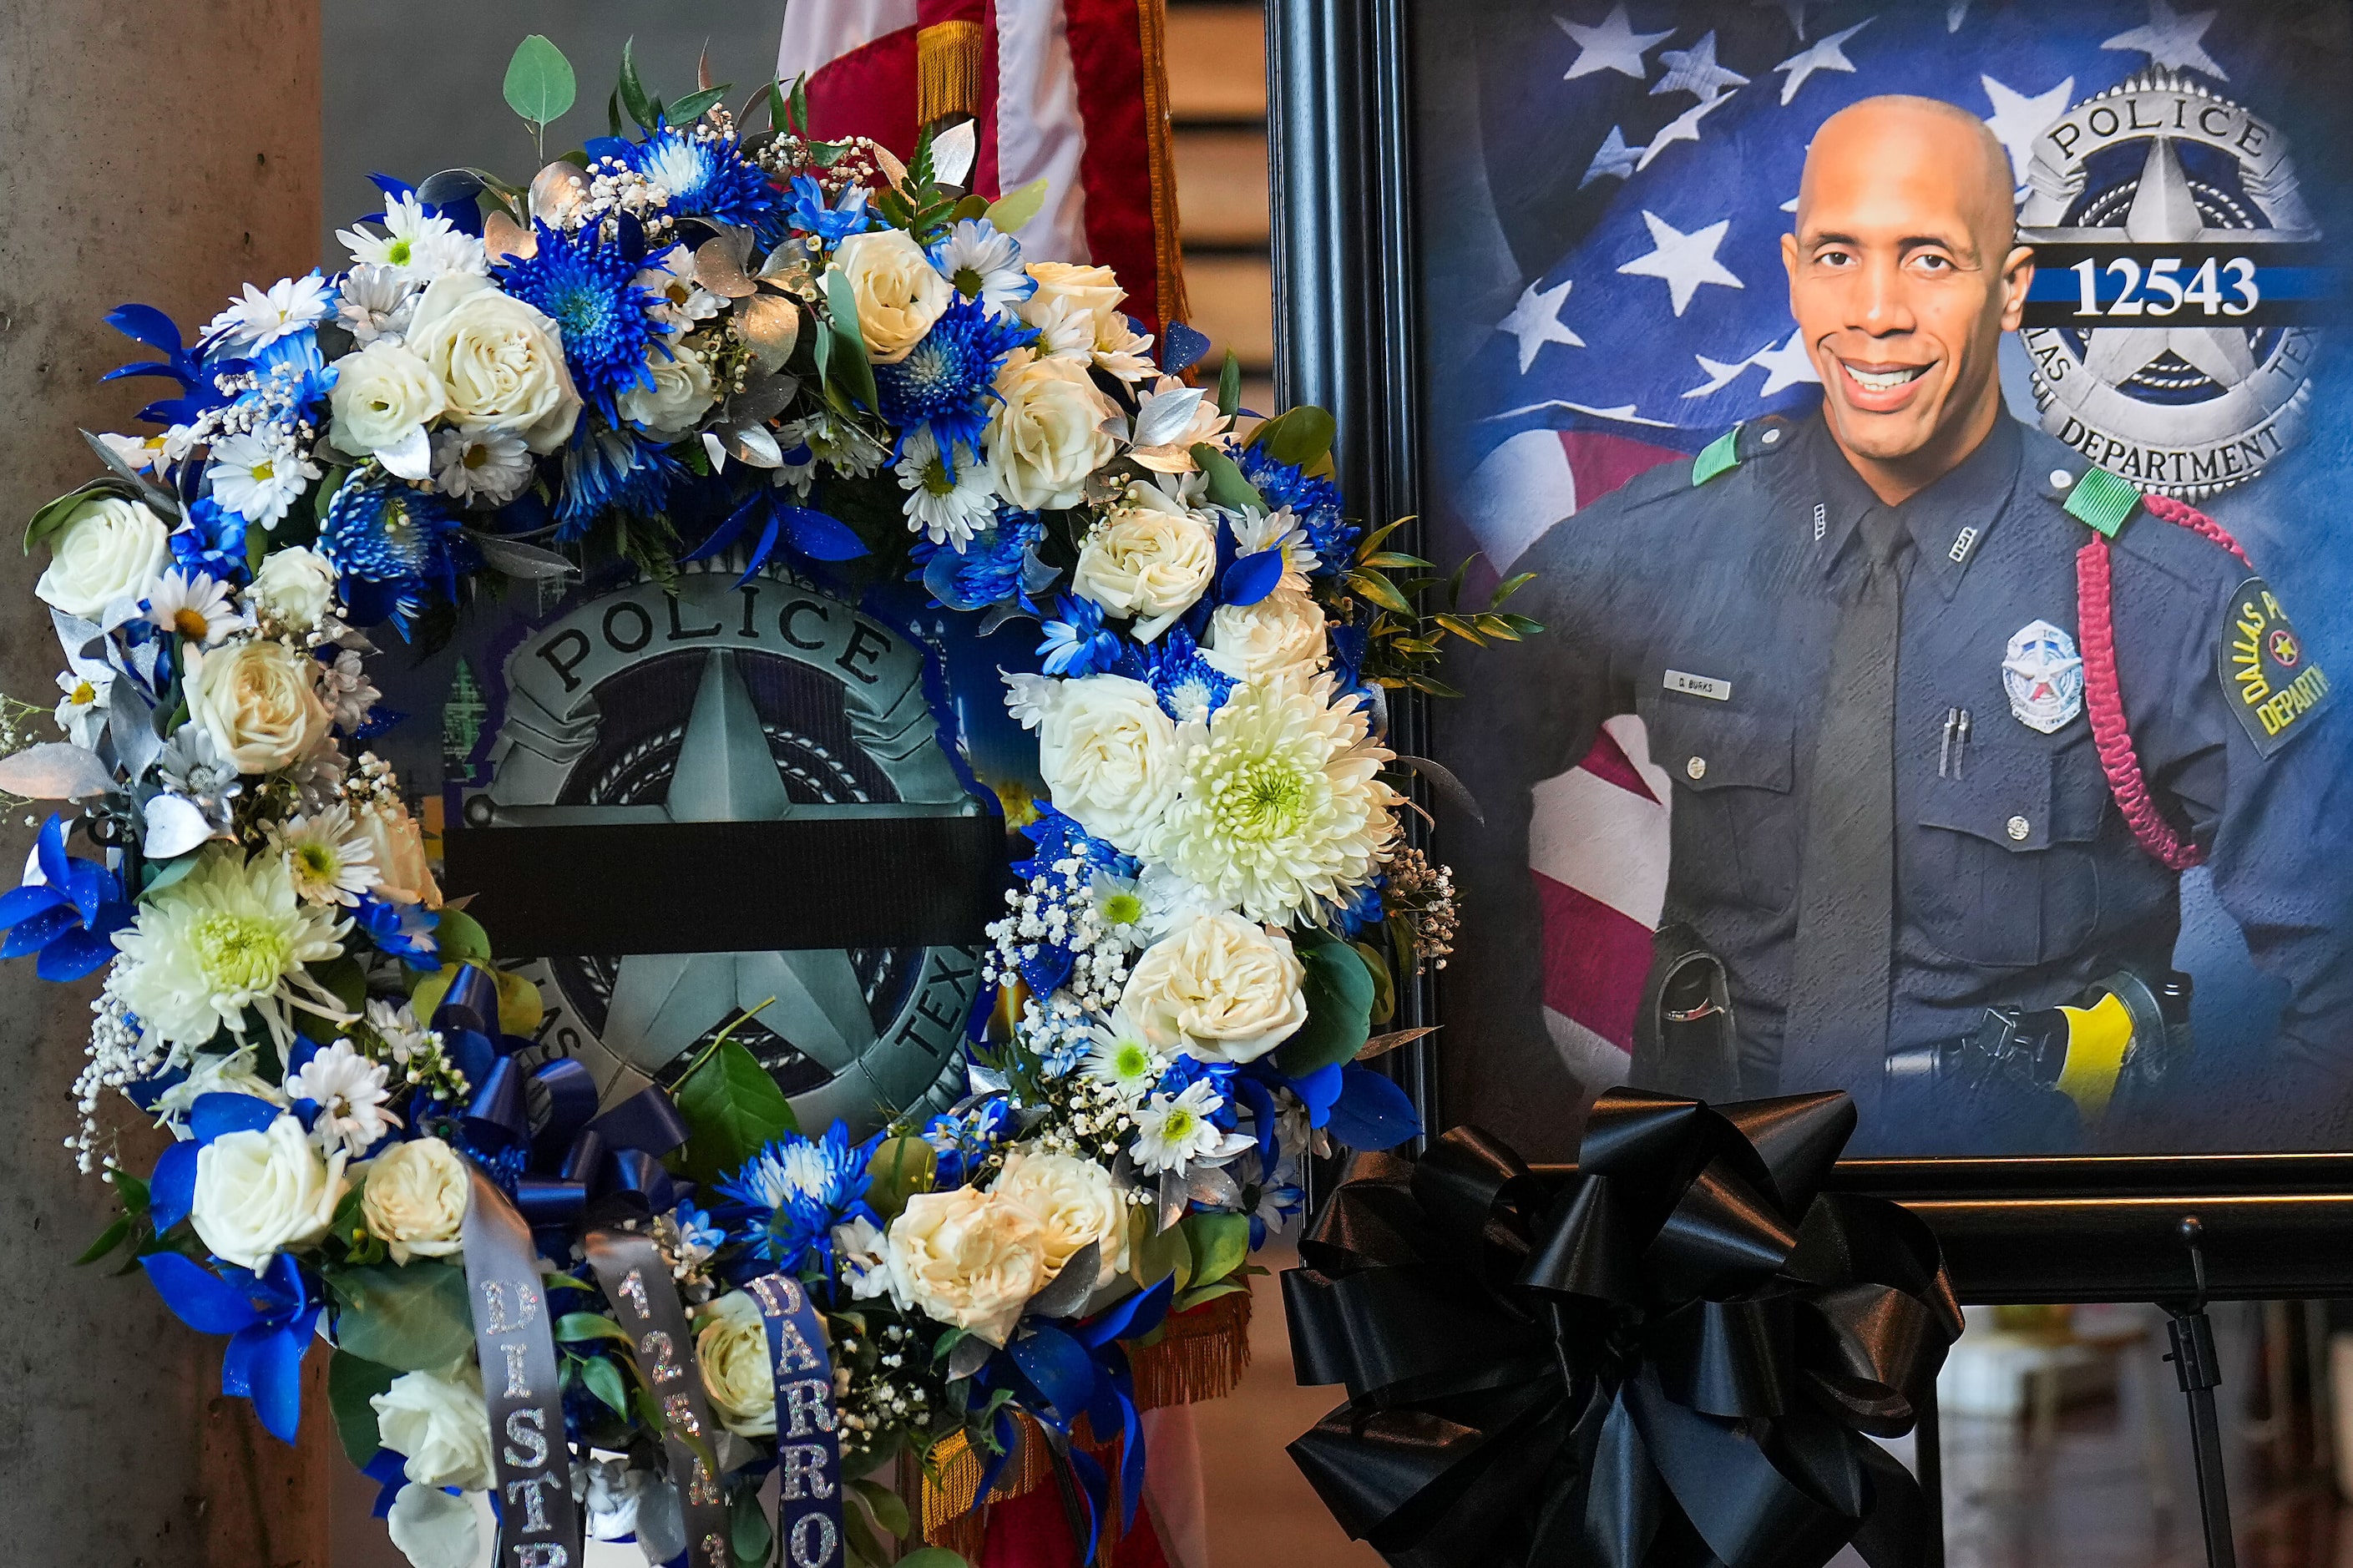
(832, 1215, 899, 1302)
(430, 427, 535, 508)
(284, 1038, 402, 1157)
(893, 427, 997, 548)
(142, 569, 252, 645)
(932, 219, 1035, 319)
(635, 245, 726, 331)
(1131, 1079, 1241, 1175)
(271, 804, 381, 907)
(1224, 503, 1320, 589)
(206, 431, 315, 527)
(98, 431, 172, 473)
(53, 665, 113, 749)
(1090, 870, 1145, 943)
(335, 263, 417, 344)
(1082, 1009, 1166, 1100)
(336, 192, 487, 281)
(364, 997, 438, 1066)
(201, 272, 334, 352)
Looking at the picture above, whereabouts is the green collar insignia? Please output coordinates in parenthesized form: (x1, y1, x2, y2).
(2063, 465, 2142, 539)
(1692, 425, 1743, 487)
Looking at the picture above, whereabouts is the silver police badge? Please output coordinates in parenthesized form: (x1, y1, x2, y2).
(2016, 72, 2319, 498)
(2003, 620, 2086, 735)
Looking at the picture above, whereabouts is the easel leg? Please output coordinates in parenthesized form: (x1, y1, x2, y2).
(1916, 1378, 1945, 1568)
(2164, 1216, 2238, 1568)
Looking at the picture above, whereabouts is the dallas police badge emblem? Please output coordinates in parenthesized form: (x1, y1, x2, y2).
(456, 557, 988, 1136)
(2002, 620, 2086, 735)
(2016, 72, 2320, 498)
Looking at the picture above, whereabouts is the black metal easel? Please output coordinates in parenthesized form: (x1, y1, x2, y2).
(2163, 1215, 2239, 1568)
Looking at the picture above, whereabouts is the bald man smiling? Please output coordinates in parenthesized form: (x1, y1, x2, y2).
(1490, 95, 2353, 1152)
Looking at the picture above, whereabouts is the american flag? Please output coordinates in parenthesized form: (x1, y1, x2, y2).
(1436, 0, 2303, 1090)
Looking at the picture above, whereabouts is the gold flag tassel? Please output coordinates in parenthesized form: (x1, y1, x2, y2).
(1129, 1287, 1252, 1410)
(917, 20, 986, 128)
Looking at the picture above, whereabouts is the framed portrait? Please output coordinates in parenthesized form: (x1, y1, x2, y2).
(1268, 0, 2353, 1239)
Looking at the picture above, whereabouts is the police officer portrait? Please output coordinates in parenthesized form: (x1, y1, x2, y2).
(1414, 1, 2353, 1156)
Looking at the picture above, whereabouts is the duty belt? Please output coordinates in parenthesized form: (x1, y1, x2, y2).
(1883, 969, 2194, 1122)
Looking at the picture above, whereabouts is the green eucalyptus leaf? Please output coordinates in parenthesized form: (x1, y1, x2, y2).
(982, 177, 1050, 235)
(326, 1262, 475, 1372)
(1217, 351, 1242, 417)
(823, 269, 880, 412)
(1276, 935, 1376, 1075)
(665, 84, 731, 125)
(1350, 939, 1397, 1026)
(1177, 1211, 1249, 1290)
(503, 35, 577, 128)
(673, 1037, 798, 1186)
(732, 1485, 776, 1563)
(73, 1216, 129, 1267)
(329, 1350, 401, 1467)
(1173, 1279, 1250, 1313)
(897, 1545, 973, 1567)
(618, 37, 655, 130)
(850, 1474, 913, 1537)
(581, 1353, 630, 1416)
(1130, 1212, 1192, 1292)
(433, 906, 494, 964)
(23, 480, 122, 557)
(1189, 443, 1264, 512)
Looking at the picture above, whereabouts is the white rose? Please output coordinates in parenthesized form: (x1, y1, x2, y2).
(327, 340, 447, 468)
(616, 341, 718, 442)
(406, 273, 580, 453)
(986, 349, 1119, 510)
(359, 1136, 468, 1264)
(1208, 586, 1329, 684)
(832, 228, 951, 363)
(1034, 675, 1182, 857)
(1072, 486, 1217, 641)
(1020, 260, 1127, 345)
(695, 1292, 779, 1436)
(35, 495, 172, 621)
(887, 1186, 1050, 1346)
(1120, 912, 1309, 1065)
(186, 636, 333, 775)
(248, 546, 340, 630)
(372, 1365, 494, 1492)
(992, 1151, 1128, 1289)
(352, 798, 443, 908)
(190, 1113, 350, 1271)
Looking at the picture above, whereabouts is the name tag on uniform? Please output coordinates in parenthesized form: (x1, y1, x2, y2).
(1663, 669, 1732, 701)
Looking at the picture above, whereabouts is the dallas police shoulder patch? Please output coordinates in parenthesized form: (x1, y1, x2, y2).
(2219, 577, 2332, 758)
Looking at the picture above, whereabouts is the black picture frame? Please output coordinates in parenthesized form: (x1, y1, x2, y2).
(1263, 0, 2353, 1302)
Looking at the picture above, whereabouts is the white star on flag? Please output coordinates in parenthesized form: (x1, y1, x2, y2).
(1774, 19, 1870, 105)
(1682, 344, 1771, 399)
(1497, 276, 1586, 373)
(1617, 211, 1743, 316)
(1652, 31, 1749, 104)
(1555, 3, 1674, 82)
(1947, 3, 1972, 31)
(2103, 0, 2225, 79)
(1635, 94, 1733, 171)
(1981, 73, 2076, 186)
(1749, 328, 1821, 394)
(1582, 125, 1644, 187)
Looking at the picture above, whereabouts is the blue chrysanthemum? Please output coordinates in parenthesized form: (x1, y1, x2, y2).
(875, 299, 1035, 464)
(557, 427, 680, 537)
(355, 893, 439, 968)
(716, 1122, 873, 1272)
(498, 224, 662, 418)
(1037, 595, 1122, 678)
(913, 509, 1050, 612)
(1238, 444, 1354, 568)
(1331, 877, 1384, 938)
(171, 497, 253, 586)
(1139, 627, 1235, 723)
(626, 124, 782, 234)
(319, 472, 459, 633)
(786, 175, 874, 245)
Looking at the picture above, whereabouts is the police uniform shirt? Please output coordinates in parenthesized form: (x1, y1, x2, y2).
(1486, 407, 2353, 1125)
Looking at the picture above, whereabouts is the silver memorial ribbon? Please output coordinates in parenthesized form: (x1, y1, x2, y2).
(586, 1228, 735, 1568)
(463, 1166, 585, 1568)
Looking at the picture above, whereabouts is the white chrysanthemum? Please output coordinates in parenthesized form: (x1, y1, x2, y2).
(337, 192, 488, 281)
(1131, 1080, 1246, 1175)
(206, 431, 316, 528)
(335, 263, 417, 344)
(1224, 504, 1320, 588)
(143, 569, 251, 646)
(1081, 1009, 1166, 1100)
(272, 805, 381, 907)
(430, 426, 534, 507)
(1158, 673, 1400, 924)
(111, 846, 352, 1050)
(285, 1038, 402, 1157)
(893, 427, 996, 548)
(201, 273, 334, 352)
(933, 219, 1035, 319)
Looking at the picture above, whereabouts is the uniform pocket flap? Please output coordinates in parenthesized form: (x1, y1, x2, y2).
(1919, 742, 2057, 852)
(1640, 697, 1793, 794)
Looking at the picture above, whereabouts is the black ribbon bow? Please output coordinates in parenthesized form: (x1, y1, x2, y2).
(1284, 1088, 1962, 1568)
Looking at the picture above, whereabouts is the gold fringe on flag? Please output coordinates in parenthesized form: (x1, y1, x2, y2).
(1130, 1286, 1252, 1411)
(917, 20, 986, 127)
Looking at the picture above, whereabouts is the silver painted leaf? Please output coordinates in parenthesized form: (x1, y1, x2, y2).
(465, 531, 579, 582)
(700, 431, 728, 473)
(1187, 1165, 1243, 1210)
(728, 372, 799, 426)
(1390, 755, 1485, 824)
(945, 1332, 994, 1381)
(693, 235, 758, 299)
(735, 293, 801, 370)
(933, 119, 978, 187)
(871, 143, 908, 189)
(718, 422, 783, 469)
(1129, 387, 1208, 452)
(77, 431, 179, 515)
(481, 209, 535, 262)
(415, 168, 488, 207)
(1158, 1169, 1189, 1234)
(0, 742, 114, 800)
(1024, 1241, 1101, 1322)
(528, 160, 589, 225)
(141, 793, 215, 858)
(106, 682, 162, 785)
(377, 424, 434, 482)
(1357, 1025, 1440, 1062)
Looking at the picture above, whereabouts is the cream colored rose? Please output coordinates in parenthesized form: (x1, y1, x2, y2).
(327, 340, 447, 464)
(359, 1136, 468, 1264)
(187, 637, 333, 776)
(372, 1365, 494, 1491)
(832, 229, 951, 363)
(986, 349, 1119, 510)
(1072, 487, 1217, 641)
(1208, 586, 1329, 684)
(351, 798, 442, 908)
(992, 1151, 1127, 1289)
(887, 1186, 1050, 1345)
(406, 273, 580, 453)
(616, 341, 718, 441)
(1120, 912, 1309, 1065)
(1034, 675, 1182, 857)
(1020, 261, 1127, 343)
(190, 1113, 350, 1271)
(35, 495, 172, 621)
(695, 1291, 779, 1437)
(248, 546, 339, 630)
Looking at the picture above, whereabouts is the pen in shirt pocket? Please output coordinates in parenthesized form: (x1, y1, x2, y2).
(1939, 707, 1971, 779)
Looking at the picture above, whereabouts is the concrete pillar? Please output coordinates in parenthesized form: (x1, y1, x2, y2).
(0, 3, 326, 1562)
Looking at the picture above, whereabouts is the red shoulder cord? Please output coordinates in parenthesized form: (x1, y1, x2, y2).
(2075, 491, 2250, 871)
